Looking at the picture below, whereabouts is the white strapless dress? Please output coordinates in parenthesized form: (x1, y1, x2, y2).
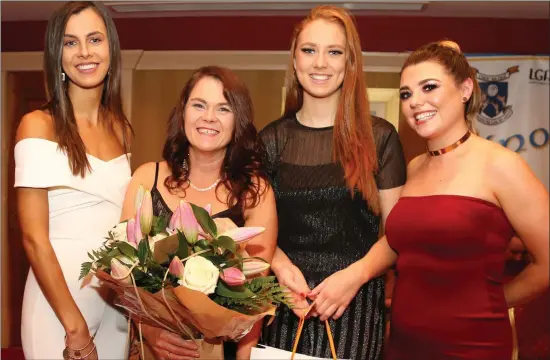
(15, 138, 131, 359)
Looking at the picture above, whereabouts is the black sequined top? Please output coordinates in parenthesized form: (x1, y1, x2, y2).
(259, 115, 406, 360)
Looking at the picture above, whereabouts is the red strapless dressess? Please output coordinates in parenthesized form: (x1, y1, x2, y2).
(385, 195, 514, 360)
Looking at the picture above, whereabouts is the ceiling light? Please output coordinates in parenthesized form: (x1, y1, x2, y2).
(106, 1, 428, 13)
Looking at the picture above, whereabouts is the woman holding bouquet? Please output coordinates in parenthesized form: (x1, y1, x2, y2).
(120, 66, 277, 360)
(259, 5, 406, 360)
(14, 1, 132, 359)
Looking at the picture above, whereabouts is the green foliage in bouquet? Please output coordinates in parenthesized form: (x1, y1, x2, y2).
(80, 189, 291, 315)
(212, 276, 290, 314)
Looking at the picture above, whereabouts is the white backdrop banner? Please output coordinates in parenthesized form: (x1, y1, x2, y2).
(467, 56, 549, 190)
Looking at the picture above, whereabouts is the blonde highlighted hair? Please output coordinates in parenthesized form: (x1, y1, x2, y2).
(402, 40, 482, 133)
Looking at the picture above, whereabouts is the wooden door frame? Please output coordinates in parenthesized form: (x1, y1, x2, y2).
(2, 71, 48, 348)
(1, 50, 142, 347)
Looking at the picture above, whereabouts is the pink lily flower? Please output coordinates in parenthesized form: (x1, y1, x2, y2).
(179, 200, 199, 245)
(111, 258, 132, 285)
(134, 210, 144, 243)
(220, 267, 246, 286)
(169, 205, 182, 231)
(126, 218, 138, 248)
(168, 256, 185, 279)
(242, 260, 270, 277)
(219, 227, 265, 244)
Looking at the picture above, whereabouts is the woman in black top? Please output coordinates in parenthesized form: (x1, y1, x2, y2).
(121, 66, 277, 359)
(259, 6, 406, 360)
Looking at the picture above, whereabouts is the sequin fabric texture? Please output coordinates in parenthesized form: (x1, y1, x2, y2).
(259, 115, 407, 360)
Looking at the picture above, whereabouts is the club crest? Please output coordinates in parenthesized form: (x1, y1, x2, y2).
(473, 65, 519, 125)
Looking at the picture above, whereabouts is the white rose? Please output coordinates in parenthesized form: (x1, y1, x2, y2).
(179, 256, 219, 295)
(108, 221, 128, 245)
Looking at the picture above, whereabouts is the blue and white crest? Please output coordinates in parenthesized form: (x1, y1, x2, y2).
(474, 65, 519, 126)
(480, 81, 508, 119)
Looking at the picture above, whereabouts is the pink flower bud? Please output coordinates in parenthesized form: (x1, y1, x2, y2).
(220, 267, 246, 286)
(111, 258, 132, 285)
(126, 218, 137, 248)
(203, 204, 212, 216)
(139, 189, 153, 235)
(134, 211, 143, 243)
(169, 256, 185, 279)
(219, 227, 265, 244)
(169, 205, 182, 231)
(179, 200, 199, 245)
(242, 260, 270, 277)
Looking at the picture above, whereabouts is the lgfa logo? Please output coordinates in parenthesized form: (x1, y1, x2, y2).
(529, 68, 549, 84)
(473, 65, 519, 126)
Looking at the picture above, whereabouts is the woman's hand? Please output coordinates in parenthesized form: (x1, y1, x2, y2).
(308, 263, 365, 321)
(65, 328, 98, 360)
(275, 264, 312, 318)
(141, 324, 200, 360)
(271, 247, 312, 318)
(235, 322, 262, 360)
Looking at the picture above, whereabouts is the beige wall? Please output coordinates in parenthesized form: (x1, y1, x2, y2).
(130, 69, 286, 170)
(130, 69, 409, 170)
(1, 51, 418, 349)
(365, 72, 400, 88)
(365, 72, 425, 163)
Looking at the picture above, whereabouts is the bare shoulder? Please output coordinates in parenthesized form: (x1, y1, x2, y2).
(406, 153, 428, 178)
(131, 161, 161, 190)
(15, 110, 55, 143)
(243, 174, 273, 210)
(478, 137, 531, 182)
(479, 137, 519, 167)
(112, 115, 133, 146)
(252, 174, 271, 193)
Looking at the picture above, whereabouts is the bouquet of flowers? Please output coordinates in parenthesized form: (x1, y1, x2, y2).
(80, 185, 291, 358)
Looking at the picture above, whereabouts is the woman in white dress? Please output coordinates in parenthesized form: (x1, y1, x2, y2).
(14, 2, 133, 359)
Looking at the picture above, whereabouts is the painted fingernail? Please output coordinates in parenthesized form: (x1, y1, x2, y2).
(194, 353, 201, 357)
(300, 292, 306, 297)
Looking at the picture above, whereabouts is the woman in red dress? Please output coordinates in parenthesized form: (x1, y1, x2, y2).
(307, 40, 549, 359)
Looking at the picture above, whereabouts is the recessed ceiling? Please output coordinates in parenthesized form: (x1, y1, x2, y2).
(1, 1, 549, 21)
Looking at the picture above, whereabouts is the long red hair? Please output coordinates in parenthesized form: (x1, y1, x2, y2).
(283, 5, 379, 213)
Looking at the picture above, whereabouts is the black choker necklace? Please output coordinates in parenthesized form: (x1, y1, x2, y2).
(427, 131, 472, 156)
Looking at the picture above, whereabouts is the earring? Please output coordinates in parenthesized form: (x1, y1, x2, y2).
(61, 72, 66, 82)
(181, 158, 189, 172)
(462, 96, 468, 103)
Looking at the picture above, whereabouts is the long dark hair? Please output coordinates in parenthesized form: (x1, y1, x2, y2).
(42, 1, 132, 177)
(163, 66, 267, 209)
(284, 5, 380, 213)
